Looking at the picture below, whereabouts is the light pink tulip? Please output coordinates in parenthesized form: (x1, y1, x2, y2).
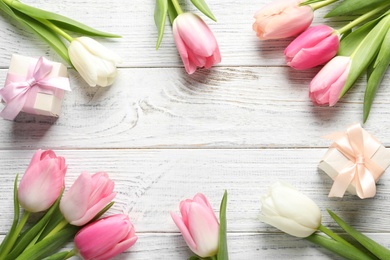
(173, 13, 221, 74)
(309, 56, 351, 106)
(285, 25, 340, 70)
(74, 214, 137, 260)
(253, 0, 313, 40)
(18, 150, 67, 212)
(171, 193, 219, 258)
(60, 172, 116, 226)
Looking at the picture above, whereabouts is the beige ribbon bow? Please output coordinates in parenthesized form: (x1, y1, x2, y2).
(327, 124, 384, 199)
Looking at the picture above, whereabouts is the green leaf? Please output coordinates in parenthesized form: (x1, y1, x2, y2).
(326, 0, 389, 17)
(217, 190, 228, 260)
(190, 0, 216, 22)
(306, 234, 374, 260)
(0, 175, 20, 256)
(338, 19, 378, 56)
(328, 209, 390, 259)
(43, 251, 71, 260)
(0, 0, 18, 19)
(154, 0, 168, 50)
(363, 27, 390, 122)
(5, 0, 120, 38)
(5, 195, 63, 260)
(11, 9, 71, 65)
(36, 206, 66, 242)
(340, 14, 390, 97)
(167, 0, 178, 25)
(15, 226, 78, 260)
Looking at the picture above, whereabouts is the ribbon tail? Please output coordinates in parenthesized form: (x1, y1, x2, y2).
(328, 167, 355, 197)
(355, 166, 377, 199)
(0, 94, 27, 120)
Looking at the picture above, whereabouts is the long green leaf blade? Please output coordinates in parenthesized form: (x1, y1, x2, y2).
(6, 0, 120, 38)
(328, 210, 390, 259)
(190, 0, 216, 22)
(326, 0, 388, 17)
(0, 175, 20, 255)
(341, 14, 390, 97)
(364, 27, 390, 122)
(217, 190, 228, 260)
(306, 234, 374, 260)
(154, 0, 168, 50)
(167, 0, 178, 25)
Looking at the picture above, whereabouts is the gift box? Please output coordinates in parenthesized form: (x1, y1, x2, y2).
(0, 54, 71, 120)
(319, 124, 390, 199)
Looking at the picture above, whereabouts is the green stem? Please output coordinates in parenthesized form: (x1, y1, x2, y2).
(0, 211, 31, 259)
(170, 0, 183, 15)
(319, 224, 352, 247)
(310, 0, 339, 11)
(34, 17, 74, 42)
(65, 249, 77, 259)
(210, 255, 217, 260)
(337, 3, 390, 35)
(43, 219, 69, 239)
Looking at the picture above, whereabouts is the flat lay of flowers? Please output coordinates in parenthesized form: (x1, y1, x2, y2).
(1, 0, 390, 259)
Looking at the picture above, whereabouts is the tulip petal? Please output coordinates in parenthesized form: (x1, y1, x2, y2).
(171, 212, 197, 252)
(94, 235, 138, 260)
(77, 36, 121, 64)
(69, 40, 98, 86)
(260, 215, 316, 238)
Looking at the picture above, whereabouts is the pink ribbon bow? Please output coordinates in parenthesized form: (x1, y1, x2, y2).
(0, 57, 71, 120)
(327, 124, 384, 199)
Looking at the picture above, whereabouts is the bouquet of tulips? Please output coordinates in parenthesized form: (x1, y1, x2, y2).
(0, 0, 121, 87)
(253, 0, 390, 122)
(260, 182, 390, 259)
(0, 150, 137, 260)
(154, 0, 221, 74)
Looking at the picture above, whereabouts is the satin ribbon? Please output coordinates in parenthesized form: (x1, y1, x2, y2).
(327, 124, 384, 198)
(0, 57, 71, 120)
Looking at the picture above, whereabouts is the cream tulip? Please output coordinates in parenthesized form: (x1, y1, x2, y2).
(260, 182, 322, 237)
(68, 37, 121, 87)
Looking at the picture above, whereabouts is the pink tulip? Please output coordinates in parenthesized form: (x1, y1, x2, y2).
(253, 0, 313, 40)
(74, 214, 137, 260)
(171, 193, 219, 258)
(285, 25, 340, 70)
(309, 56, 351, 106)
(18, 149, 67, 212)
(173, 12, 221, 74)
(60, 172, 116, 226)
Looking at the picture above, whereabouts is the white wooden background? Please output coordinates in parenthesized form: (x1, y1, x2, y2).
(1, 0, 390, 259)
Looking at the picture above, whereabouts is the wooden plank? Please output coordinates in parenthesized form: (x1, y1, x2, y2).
(1, 67, 390, 149)
(1, 149, 390, 234)
(0, 0, 347, 68)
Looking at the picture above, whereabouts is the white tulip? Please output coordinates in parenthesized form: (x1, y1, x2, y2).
(260, 182, 322, 238)
(68, 37, 121, 87)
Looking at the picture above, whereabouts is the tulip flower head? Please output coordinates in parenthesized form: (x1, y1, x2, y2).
(310, 56, 351, 106)
(60, 171, 116, 226)
(171, 193, 220, 258)
(285, 25, 340, 70)
(75, 214, 138, 260)
(253, 0, 314, 40)
(173, 13, 221, 74)
(260, 182, 322, 238)
(18, 149, 67, 212)
(68, 37, 121, 87)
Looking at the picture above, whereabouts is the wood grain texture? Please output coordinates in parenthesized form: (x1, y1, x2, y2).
(1, 0, 390, 259)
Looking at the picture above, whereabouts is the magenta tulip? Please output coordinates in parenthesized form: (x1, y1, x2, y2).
(253, 0, 313, 40)
(173, 12, 221, 74)
(18, 149, 67, 212)
(310, 56, 351, 106)
(285, 25, 340, 70)
(74, 214, 137, 260)
(60, 172, 116, 226)
(171, 193, 219, 258)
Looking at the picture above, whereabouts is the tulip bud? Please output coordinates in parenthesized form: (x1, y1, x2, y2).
(253, 0, 313, 40)
(74, 214, 137, 260)
(173, 13, 221, 74)
(171, 193, 219, 257)
(68, 37, 121, 87)
(285, 25, 340, 70)
(18, 149, 67, 212)
(309, 56, 351, 106)
(260, 182, 322, 238)
(60, 172, 116, 226)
